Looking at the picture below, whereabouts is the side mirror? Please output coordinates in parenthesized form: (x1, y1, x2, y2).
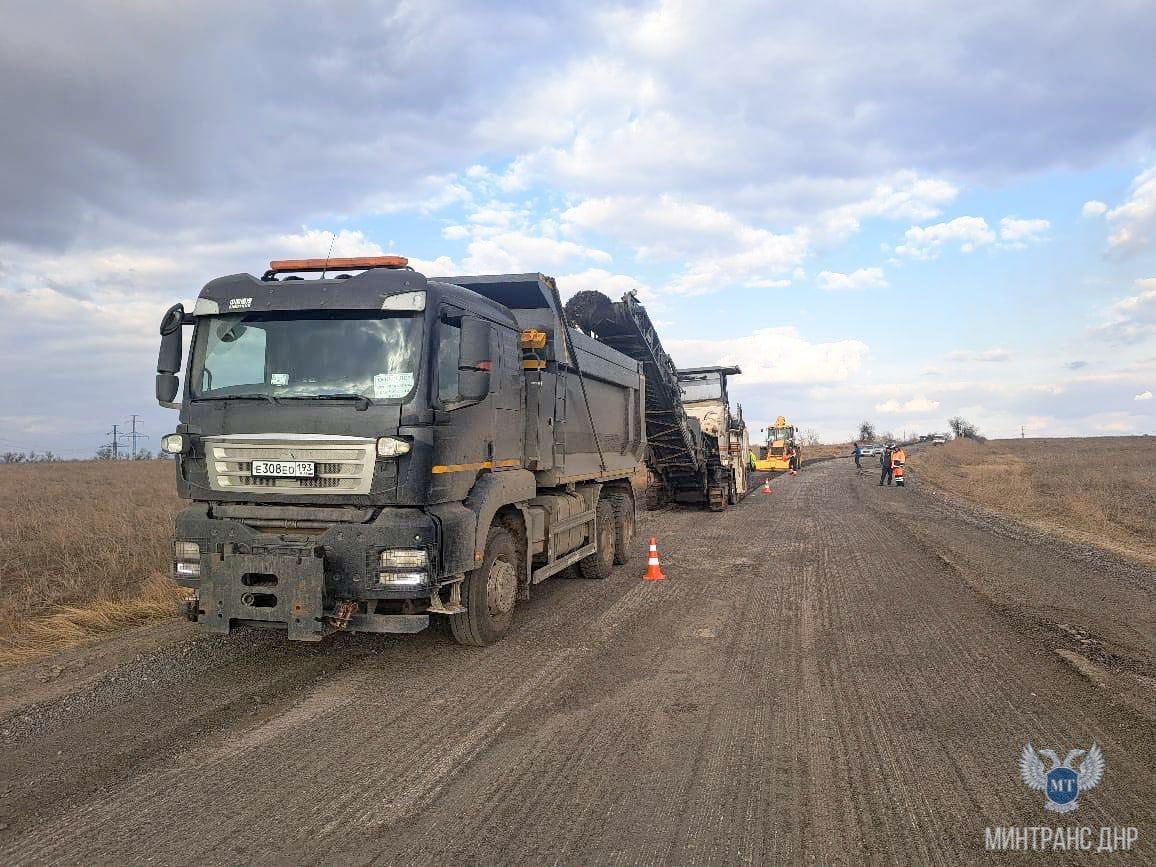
(157, 303, 186, 408)
(157, 373, 179, 404)
(458, 315, 492, 401)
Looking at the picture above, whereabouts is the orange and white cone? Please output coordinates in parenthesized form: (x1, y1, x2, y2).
(761, 477, 773, 494)
(643, 538, 666, 581)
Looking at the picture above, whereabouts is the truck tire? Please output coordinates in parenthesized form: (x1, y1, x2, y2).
(577, 498, 616, 579)
(450, 525, 518, 647)
(610, 490, 636, 565)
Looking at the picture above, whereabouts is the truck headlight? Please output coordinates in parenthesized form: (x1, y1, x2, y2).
(378, 548, 428, 588)
(380, 548, 426, 568)
(174, 541, 201, 580)
(377, 571, 428, 587)
(376, 437, 411, 458)
(161, 433, 187, 454)
(174, 541, 200, 559)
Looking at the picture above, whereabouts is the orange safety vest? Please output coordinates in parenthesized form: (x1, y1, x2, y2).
(892, 448, 906, 466)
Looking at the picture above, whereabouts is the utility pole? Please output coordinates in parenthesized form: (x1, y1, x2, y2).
(1021, 425, 1025, 439)
(107, 424, 129, 459)
(128, 414, 149, 457)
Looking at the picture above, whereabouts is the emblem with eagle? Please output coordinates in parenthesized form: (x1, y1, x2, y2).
(1020, 743, 1105, 813)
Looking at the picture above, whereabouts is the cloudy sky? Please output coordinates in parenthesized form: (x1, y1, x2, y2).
(1, 0, 1154, 455)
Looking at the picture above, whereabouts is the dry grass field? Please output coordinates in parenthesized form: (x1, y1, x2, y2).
(911, 436, 1156, 567)
(0, 461, 182, 665)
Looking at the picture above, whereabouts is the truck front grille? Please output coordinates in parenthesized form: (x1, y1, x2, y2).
(204, 436, 377, 495)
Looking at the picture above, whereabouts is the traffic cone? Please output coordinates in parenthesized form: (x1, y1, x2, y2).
(643, 538, 666, 581)
(761, 478, 773, 494)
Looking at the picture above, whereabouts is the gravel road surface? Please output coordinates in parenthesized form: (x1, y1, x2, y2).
(1, 459, 1152, 865)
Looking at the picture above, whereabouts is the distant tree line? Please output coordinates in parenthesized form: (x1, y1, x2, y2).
(1, 448, 172, 464)
(854, 416, 985, 444)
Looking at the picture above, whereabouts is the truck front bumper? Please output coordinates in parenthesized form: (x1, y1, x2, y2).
(175, 502, 476, 640)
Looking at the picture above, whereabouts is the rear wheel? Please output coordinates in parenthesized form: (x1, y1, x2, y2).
(610, 490, 636, 565)
(577, 498, 616, 579)
(450, 525, 517, 646)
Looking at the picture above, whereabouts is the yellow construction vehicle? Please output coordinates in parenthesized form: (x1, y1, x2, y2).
(753, 416, 801, 472)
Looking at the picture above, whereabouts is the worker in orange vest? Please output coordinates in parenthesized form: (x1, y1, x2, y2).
(892, 445, 907, 487)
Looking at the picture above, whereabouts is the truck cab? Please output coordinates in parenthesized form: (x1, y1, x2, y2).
(156, 257, 644, 646)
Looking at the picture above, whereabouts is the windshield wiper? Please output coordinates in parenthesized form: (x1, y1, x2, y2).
(282, 393, 373, 411)
(197, 393, 280, 404)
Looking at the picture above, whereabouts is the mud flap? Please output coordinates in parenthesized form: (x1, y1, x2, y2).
(201, 550, 328, 642)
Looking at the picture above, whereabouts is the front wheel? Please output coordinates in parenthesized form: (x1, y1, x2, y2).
(450, 525, 518, 646)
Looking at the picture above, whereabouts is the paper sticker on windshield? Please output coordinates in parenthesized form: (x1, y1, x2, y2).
(270, 373, 289, 387)
(373, 372, 414, 399)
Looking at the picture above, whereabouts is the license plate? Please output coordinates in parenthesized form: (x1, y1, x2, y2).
(251, 460, 315, 477)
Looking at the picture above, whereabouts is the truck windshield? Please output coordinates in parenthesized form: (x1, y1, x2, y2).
(679, 373, 722, 402)
(190, 311, 422, 401)
(768, 427, 793, 442)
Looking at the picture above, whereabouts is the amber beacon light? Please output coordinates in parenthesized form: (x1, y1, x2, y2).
(268, 255, 410, 273)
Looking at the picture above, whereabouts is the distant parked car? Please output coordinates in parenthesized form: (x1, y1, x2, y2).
(932, 436, 946, 446)
(860, 444, 884, 457)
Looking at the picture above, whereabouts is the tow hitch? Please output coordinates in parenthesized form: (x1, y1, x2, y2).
(327, 600, 359, 630)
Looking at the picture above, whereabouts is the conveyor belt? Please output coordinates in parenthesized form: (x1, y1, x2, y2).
(564, 291, 708, 497)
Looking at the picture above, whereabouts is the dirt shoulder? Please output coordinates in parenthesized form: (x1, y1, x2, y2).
(874, 465, 1154, 723)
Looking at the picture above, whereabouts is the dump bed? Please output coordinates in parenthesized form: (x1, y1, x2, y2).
(448, 274, 645, 486)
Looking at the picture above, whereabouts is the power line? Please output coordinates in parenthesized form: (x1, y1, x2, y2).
(128, 414, 149, 455)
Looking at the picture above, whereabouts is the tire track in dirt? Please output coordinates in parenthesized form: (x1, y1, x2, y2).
(1, 508, 709, 865)
(1, 462, 1152, 865)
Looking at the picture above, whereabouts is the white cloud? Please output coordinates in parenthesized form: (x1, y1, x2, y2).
(895, 216, 996, 259)
(554, 268, 652, 302)
(667, 327, 869, 385)
(461, 232, 611, 273)
(562, 194, 809, 295)
(875, 396, 941, 414)
(1089, 277, 1156, 344)
(1082, 200, 1108, 218)
(948, 347, 1011, 363)
(273, 227, 384, 259)
(1135, 390, 1152, 401)
(1105, 167, 1156, 252)
(816, 267, 888, 291)
(998, 217, 1050, 248)
(814, 172, 959, 241)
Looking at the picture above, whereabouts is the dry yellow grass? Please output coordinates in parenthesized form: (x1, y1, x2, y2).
(911, 436, 1156, 567)
(0, 461, 183, 665)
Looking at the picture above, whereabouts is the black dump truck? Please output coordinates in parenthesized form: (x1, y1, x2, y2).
(156, 257, 645, 646)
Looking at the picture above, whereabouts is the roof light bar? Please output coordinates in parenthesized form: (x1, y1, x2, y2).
(268, 256, 409, 273)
